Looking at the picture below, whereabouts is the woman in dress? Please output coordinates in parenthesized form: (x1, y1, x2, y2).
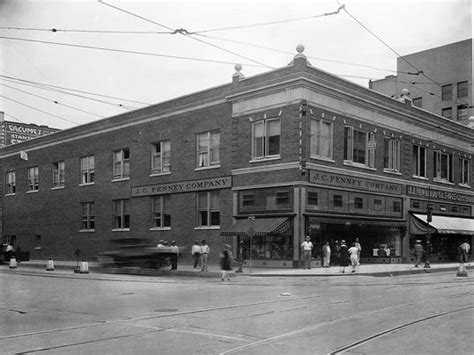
(220, 244, 233, 281)
(348, 243, 360, 273)
(339, 240, 350, 273)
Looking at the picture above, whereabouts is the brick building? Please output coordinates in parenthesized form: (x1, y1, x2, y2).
(1, 47, 473, 267)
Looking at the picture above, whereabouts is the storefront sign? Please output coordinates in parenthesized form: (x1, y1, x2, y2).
(2, 122, 59, 146)
(132, 176, 232, 197)
(407, 185, 474, 203)
(309, 170, 402, 195)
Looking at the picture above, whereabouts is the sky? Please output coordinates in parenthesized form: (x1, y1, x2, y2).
(0, 0, 471, 130)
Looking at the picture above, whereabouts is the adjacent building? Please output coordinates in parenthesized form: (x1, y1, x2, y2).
(1, 47, 473, 267)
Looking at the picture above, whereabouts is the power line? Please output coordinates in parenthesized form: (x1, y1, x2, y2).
(0, 26, 173, 34)
(0, 36, 267, 68)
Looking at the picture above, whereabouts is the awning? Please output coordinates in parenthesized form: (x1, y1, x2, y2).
(220, 217, 291, 237)
(411, 213, 474, 235)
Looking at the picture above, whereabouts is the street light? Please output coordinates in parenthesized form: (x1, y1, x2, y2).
(247, 215, 256, 274)
(424, 206, 433, 269)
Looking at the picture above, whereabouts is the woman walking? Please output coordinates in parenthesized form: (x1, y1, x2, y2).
(220, 244, 233, 281)
(348, 243, 360, 273)
(339, 240, 350, 273)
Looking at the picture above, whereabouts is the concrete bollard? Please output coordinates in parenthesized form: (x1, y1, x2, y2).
(79, 260, 89, 274)
(9, 257, 17, 269)
(46, 259, 55, 271)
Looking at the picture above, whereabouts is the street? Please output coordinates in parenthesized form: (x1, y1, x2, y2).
(0, 267, 472, 354)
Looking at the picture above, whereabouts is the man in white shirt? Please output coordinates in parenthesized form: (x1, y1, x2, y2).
(301, 236, 313, 269)
(201, 240, 210, 272)
(191, 241, 202, 269)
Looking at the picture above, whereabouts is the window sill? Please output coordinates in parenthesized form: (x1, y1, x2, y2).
(412, 175, 428, 181)
(79, 229, 95, 233)
(458, 183, 471, 189)
(310, 156, 335, 163)
(5, 193, 16, 197)
(112, 177, 130, 182)
(150, 172, 171, 177)
(194, 226, 221, 230)
(79, 183, 95, 187)
(383, 169, 402, 176)
(34, 247, 42, 250)
(112, 228, 130, 232)
(150, 227, 172, 231)
(195, 165, 221, 171)
(250, 155, 281, 163)
(26, 190, 39, 194)
(343, 161, 376, 171)
(51, 186, 65, 190)
(433, 179, 455, 186)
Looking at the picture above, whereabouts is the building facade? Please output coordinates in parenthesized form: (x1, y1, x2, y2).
(1, 48, 473, 267)
(369, 39, 473, 127)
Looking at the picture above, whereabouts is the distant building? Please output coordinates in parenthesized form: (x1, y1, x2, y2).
(0, 112, 60, 148)
(369, 39, 472, 126)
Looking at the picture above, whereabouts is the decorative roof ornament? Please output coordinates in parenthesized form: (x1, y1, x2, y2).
(295, 44, 306, 59)
(232, 63, 245, 81)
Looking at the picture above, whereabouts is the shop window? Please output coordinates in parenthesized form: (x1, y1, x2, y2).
(197, 191, 220, 227)
(308, 191, 318, 206)
(310, 118, 333, 160)
(113, 199, 130, 230)
(113, 148, 130, 180)
(441, 84, 452, 101)
(152, 195, 171, 228)
(344, 126, 375, 168)
(451, 206, 458, 213)
(462, 206, 470, 214)
(151, 140, 171, 175)
(411, 201, 421, 209)
(412, 145, 426, 178)
(457, 81, 468, 98)
(52, 161, 65, 188)
(27, 166, 39, 192)
(441, 107, 453, 119)
(252, 118, 280, 160)
(434, 150, 453, 183)
(249, 235, 293, 260)
(80, 155, 95, 185)
(383, 138, 400, 173)
(6, 171, 16, 195)
(80, 202, 95, 231)
(460, 158, 469, 185)
(197, 130, 220, 168)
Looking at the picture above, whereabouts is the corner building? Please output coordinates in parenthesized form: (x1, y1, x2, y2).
(1, 48, 473, 267)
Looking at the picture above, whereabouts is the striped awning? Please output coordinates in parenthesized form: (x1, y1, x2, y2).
(220, 217, 291, 237)
(411, 213, 474, 235)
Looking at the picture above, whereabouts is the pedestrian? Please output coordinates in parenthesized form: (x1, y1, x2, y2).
(339, 240, 350, 273)
(458, 239, 470, 264)
(322, 242, 331, 267)
(333, 240, 341, 265)
(191, 241, 202, 269)
(170, 241, 179, 270)
(301, 236, 313, 269)
(220, 244, 233, 281)
(414, 240, 424, 267)
(354, 237, 362, 264)
(348, 242, 359, 273)
(5, 243, 13, 261)
(201, 240, 210, 272)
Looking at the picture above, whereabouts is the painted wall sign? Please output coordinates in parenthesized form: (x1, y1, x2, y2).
(1, 122, 59, 146)
(309, 170, 402, 195)
(132, 176, 232, 197)
(407, 185, 474, 203)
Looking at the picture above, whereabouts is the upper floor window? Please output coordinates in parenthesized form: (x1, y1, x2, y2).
(441, 84, 452, 101)
(457, 105, 468, 120)
(252, 118, 280, 160)
(460, 157, 470, 186)
(310, 118, 333, 159)
(441, 107, 453, 119)
(412, 145, 426, 178)
(27, 166, 39, 192)
(457, 81, 468, 98)
(383, 138, 400, 172)
(197, 191, 220, 227)
(434, 150, 453, 183)
(344, 127, 375, 168)
(80, 202, 95, 231)
(80, 155, 95, 185)
(151, 140, 171, 174)
(113, 199, 130, 230)
(113, 148, 130, 180)
(197, 130, 220, 168)
(412, 97, 422, 108)
(6, 171, 16, 195)
(52, 161, 65, 188)
(152, 195, 171, 228)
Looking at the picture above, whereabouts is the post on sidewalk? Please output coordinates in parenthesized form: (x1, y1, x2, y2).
(424, 206, 432, 269)
(247, 216, 256, 275)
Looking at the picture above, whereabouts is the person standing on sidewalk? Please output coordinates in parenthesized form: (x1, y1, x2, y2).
(301, 236, 313, 269)
(200, 240, 210, 272)
(322, 242, 331, 267)
(170, 241, 179, 270)
(458, 239, 470, 264)
(191, 241, 201, 269)
(354, 238, 362, 264)
(414, 240, 424, 267)
(339, 240, 350, 273)
(220, 244, 233, 281)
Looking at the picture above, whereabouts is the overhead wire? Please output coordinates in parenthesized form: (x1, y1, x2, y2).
(0, 26, 173, 34)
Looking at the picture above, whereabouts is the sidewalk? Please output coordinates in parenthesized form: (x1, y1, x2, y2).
(3, 259, 470, 278)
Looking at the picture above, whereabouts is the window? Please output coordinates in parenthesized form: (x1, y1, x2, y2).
(80, 155, 95, 184)
(197, 191, 220, 227)
(384, 138, 400, 172)
(457, 81, 468, 98)
(457, 105, 468, 120)
(252, 118, 280, 159)
(392, 200, 401, 213)
(113, 199, 130, 230)
(460, 158, 470, 185)
(81, 202, 95, 231)
(441, 107, 453, 119)
(333, 194, 343, 207)
(308, 191, 318, 206)
(113, 148, 130, 179)
(344, 127, 375, 168)
(354, 197, 364, 209)
(27, 166, 39, 191)
(197, 130, 220, 168)
(310, 118, 333, 159)
(151, 140, 171, 174)
(6, 171, 15, 194)
(152, 196, 171, 228)
(52, 161, 65, 188)
(412, 97, 422, 107)
(441, 84, 452, 101)
(412, 145, 426, 178)
(373, 199, 383, 211)
(276, 191, 289, 205)
(242, 193, 255, 207)
(434, 150, 453, 182)
(35, 234, 41, 249)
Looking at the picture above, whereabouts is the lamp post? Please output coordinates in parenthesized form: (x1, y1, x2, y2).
(424, 206, 433, 269)
(247, 215, 256, 274)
